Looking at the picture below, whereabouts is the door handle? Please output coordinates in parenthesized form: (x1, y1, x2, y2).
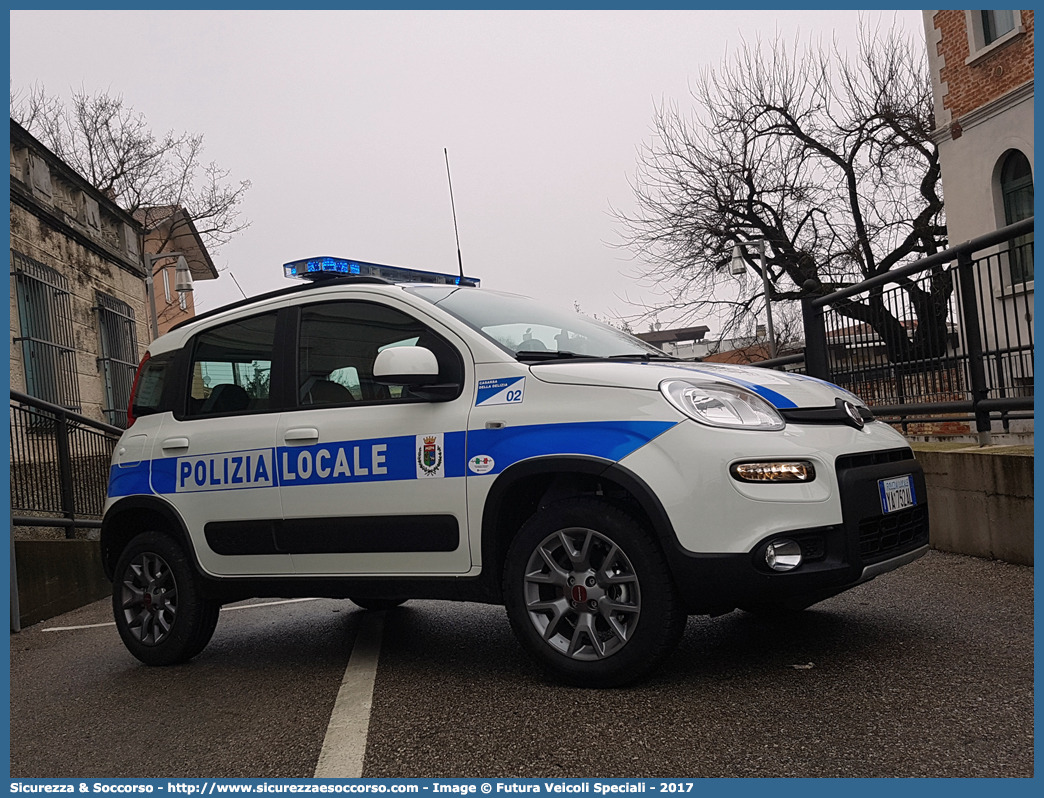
(161, 437, 190, 450)
(284, 428, 319, 443)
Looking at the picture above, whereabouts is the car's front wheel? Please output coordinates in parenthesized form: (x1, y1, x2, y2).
(503, 498, 686, 687)
(112, 531, 220, 666)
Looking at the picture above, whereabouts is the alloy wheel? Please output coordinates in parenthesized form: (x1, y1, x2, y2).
(120, 552, 179, 646)
(522, 527, 641, 661)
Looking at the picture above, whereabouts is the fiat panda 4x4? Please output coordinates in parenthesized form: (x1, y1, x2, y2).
(103, 257, 929, 686)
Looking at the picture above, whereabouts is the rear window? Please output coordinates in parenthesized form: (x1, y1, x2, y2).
(131, 351, 175, 419)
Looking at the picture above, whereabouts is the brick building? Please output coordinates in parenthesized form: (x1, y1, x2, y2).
(922, 10, 1034, 429)
(135, 205, 219, 335)
(922, 10, 1033, 266)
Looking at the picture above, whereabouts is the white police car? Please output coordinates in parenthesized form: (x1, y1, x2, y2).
(103, 257, 929, 686)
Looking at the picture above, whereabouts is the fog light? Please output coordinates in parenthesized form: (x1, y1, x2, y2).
(765, 539, 803, 571)
(731, 461, 815, 482)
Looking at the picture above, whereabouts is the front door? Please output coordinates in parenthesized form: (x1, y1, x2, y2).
(276, 296, 473, 575)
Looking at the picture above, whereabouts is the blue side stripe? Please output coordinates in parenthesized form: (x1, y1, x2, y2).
(108, 461, 152, 498)
(466, 420, 678, 476)
(106, 422, 677, 498)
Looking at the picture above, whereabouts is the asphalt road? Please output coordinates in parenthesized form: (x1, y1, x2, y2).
(10, 551, 1034, 778)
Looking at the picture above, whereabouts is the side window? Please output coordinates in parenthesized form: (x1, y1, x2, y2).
(297, 301, 460, 407)
(966, 10, 1023, 57)
(130, 351, 176, 420)
(982, 10, 1016, 45)
(187, 312, 277, 418)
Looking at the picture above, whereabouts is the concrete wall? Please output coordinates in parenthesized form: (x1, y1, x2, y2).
(912, 443, 1033, 566)
(14, 539, 111, 628)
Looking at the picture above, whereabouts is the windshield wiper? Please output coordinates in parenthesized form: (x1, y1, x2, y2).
(515, 350, 597, 362)
(516, 350, 681, 363)
(605, 353, 681, 361)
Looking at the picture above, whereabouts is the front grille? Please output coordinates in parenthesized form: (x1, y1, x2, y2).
(858, 505, 929, 561)
(835, 448, 914, 472)
(791, 531, 826, 561)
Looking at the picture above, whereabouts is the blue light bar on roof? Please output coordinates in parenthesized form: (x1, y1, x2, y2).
(283, 256, 480, 287)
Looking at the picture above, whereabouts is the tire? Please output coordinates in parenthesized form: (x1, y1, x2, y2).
(503, 497, 686, 688)
(348, 597, 408, 611)
(183, 600, 221, 659)
(112, 531, 220, 666)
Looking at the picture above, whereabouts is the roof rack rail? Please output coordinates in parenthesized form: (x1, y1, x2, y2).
(168, 274, 391, 332)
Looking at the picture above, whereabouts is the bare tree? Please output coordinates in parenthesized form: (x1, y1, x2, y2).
(11, 84, 250, 255)
(615, 24, 947, 366)
(574, 302, 634, 334)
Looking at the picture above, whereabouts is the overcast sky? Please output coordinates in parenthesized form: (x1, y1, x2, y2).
(11, 10, 923, 335)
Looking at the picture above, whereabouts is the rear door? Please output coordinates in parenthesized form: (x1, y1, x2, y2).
(275, 295, 474, 575)
(151, 309, 290, 576)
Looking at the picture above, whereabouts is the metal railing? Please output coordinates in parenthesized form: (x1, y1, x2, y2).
(10, 389, 122, 534)
(795, 218, 1033, 442)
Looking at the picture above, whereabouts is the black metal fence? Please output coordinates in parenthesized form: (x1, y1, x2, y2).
(794, 218, 1033, 441)
(10, 389, 122, 535)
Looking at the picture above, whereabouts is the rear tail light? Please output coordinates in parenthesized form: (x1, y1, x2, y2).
(126, 351, 151, 427)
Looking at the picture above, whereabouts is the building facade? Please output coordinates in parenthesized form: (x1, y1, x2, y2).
(10, 119, 149, 427)
(923, 10, 1034, 244)
(922, 10, 1034, 428)
(135, 205, 219, 335)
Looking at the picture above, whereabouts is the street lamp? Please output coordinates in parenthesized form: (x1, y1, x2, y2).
(730, 239, 777, 359)
(143, 252, 193, 339)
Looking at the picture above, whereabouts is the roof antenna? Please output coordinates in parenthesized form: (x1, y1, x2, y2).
(444, 148, 465, 282)
(229, 271, 248, 299)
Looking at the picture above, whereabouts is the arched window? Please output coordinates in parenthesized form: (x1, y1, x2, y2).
(1001, 150, 1033, 284)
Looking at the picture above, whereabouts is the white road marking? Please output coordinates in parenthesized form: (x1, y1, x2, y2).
(222, 597, 320, 612)
(42, 621, 116, 632)
(42, 597, 323, 631)
(314, 610, 386, 778)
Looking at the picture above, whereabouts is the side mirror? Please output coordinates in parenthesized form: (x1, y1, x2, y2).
(373, 346, 440, 387)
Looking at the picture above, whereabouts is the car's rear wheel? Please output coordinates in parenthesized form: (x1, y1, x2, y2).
(348, 597, 408, 611)
(503, 498, 685, 687)
(112, 531, 219, 666)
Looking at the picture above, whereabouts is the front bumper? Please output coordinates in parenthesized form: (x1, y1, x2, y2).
(660, 446, 930, 614)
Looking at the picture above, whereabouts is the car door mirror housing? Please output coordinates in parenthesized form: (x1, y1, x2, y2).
(373, 346, 441, 387)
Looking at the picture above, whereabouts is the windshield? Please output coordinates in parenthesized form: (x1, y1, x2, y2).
(408, 287, 671, 361)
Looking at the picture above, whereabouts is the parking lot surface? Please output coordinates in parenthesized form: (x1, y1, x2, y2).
(10, 551, 1034, 778)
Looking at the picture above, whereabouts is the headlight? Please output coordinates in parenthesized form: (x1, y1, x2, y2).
(659, 380, 785, 431)
(731, 461, 815, 482)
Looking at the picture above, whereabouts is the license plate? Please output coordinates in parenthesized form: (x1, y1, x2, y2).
(879, 475, 916, 514)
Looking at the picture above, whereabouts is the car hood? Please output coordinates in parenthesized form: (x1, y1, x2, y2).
(528, 360, 862, 410)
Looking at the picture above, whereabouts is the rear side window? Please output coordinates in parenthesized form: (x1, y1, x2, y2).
(130, 351, 175, 419)
(187, 312, 278, 418)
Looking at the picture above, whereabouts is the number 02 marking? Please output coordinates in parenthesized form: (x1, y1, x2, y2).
(505, 390, 522, 402)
